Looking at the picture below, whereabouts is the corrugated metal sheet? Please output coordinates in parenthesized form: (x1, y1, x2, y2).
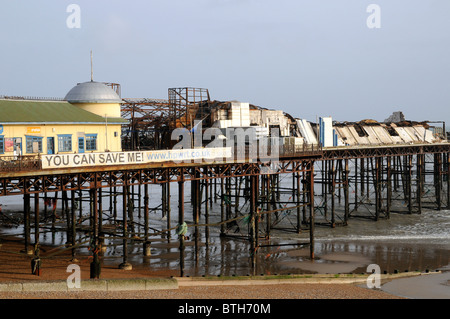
(296, 118, 442, 148)
(362, 126, 383, 145)
(412, 126, 435, 143)
(371, 126, 394, 144)
(347, 126, 371, 145)
(392, 125, 414, 143)
(380, 124, 404, 144)
(335, 126, 357, 146)
(296, 119, 318, 144)
(403, 126, 421, 142)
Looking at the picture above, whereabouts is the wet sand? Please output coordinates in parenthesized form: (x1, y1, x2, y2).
(0, 237, 440, 300)
(0, 238, 180, 282)
(1, 202, 449, 299)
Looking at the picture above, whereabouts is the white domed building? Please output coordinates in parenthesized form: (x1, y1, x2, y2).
(64, 81, 123, 118)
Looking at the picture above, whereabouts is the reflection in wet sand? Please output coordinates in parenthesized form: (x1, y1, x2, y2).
(0, 187, 449, 278)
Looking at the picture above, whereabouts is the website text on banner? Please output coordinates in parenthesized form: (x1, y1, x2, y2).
(41, 147, 232, 169)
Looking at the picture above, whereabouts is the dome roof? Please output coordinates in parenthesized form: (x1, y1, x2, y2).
(64, 81, 122, 104)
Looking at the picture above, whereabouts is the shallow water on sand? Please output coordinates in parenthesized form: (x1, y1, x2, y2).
(380, 270, 450, 299)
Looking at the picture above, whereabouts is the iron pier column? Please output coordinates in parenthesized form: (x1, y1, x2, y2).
(178, 178, 185, 277)
(119, 173, 132, 270)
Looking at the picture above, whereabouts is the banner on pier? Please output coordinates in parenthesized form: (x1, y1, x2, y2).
(41, 147, 232, 169)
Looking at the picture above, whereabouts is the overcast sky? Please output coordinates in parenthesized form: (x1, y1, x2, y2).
(1, 0, 449, 124)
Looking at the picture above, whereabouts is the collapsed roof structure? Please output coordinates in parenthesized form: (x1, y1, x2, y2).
(119, 87, 447, 150)
(182, 98, 445, 148)
(332, 119, 441, 147)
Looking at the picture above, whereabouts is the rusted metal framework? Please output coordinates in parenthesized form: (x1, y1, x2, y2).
(0, 155, 41, 172)
(0, 159, 316, 196)
(120, 98, 171, 150)
(322, 143, 450, 160)
(168, 87, 210, 130)
(104, 82, 122, 97)
(313, 145, 450, 229)
(120, 87, 211, 151)
(0, 156, 317, 277)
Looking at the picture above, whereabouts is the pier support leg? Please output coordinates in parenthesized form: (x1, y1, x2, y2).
(366, 158, 370, 200)
(23, 190, 32, 255)
(192, 178, 200, 262)
(113, 186, 117, 222)
(408, 155, 413, 214)
(296, 172, 301, 233)
(331, 160, 335, 227)
(178, 179, 185, 277)
(338, 160, 342, 204)
(308, 161, 315, 260)
(249, 175, 258, 274)
(44, 192, 48, 219)
(210, 174, 213, 208)
(235, 177, 240, 217)
(109, 185, 113, 216)
(90, 175, 101, 279)
(393, 156, 398, 192)
(119, 176, 132, 271)
(435, 153, 442, 210)
(386, 157, 392, 218)
(98, 187, 104, 252)
(127, 185, 135, 237)
(205, 176, 209, 244)
(360, 158, 365, 199)
(162, 182, 166, 220)
(78, 190, 82, 223)
(401, 156, 409, 213)
(354, 158, 358, 212)
(417, 154, 423, 214)
(220, 178, 225, 236)
(344, 159, 349, 225)
(447, 152, 450, 209)
(71, 190, 77, 261)
(266, 174, 271, 237)
(166, 181, 171, 240)
(375, 157, 381, 221)
(138, 182, 142, 219)
(143, 183, 151, 256)
(302, 167, 307, 224)
(31, 192, 41, 276)
(323, 160, 328, 220)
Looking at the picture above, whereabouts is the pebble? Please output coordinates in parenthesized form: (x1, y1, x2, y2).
(0, 283, 403, 299)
